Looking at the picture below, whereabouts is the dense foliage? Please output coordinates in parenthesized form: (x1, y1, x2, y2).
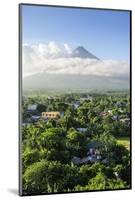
(22, 92, 130, 194)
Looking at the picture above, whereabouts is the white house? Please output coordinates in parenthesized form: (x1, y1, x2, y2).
(80, 95, 93, 102)
(27, 104, 37, 112)
(76, 128, 87, 133)
(31, 115, 40, 122)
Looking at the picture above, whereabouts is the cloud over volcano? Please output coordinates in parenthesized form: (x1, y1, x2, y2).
(23, 42, 129, 80)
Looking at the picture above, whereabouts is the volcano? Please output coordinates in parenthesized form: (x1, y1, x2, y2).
(71, 46, 100, 60)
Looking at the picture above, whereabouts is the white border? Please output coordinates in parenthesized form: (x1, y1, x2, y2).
(0, 0, 134, 199)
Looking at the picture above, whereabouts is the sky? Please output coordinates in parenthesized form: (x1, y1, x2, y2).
(21, 4, 130, 82)
(22, 4, 130, 62)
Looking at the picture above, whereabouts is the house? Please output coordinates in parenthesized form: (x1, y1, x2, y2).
(112, 115, 119, 120)
(86, 141, 102, 161)
(27, 104, 37, 112)
(31, 115, 40, 122)
(72, 154, 101, 165)
(71, 157, 81, 164)
(72, 156, 93, 164)
(87, 141, 102, 155)
(120, 118, 130, 126)
(80, 95, 93, 102)
(120, 117, 130, 122)
(114, 102, 126, 107)
(73, 101, 80, 109)
(47, 96, 53, 100)
(41, 111, 60, 120)
(65, 96, 74, 102)
(76, 128, 87, 133)
(72, 141, 102, 165)
(100, 111, 108, 116)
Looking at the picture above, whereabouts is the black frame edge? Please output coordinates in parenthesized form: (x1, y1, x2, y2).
(19, 3, 23, 196)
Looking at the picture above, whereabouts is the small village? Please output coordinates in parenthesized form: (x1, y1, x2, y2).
(23, 94, 130, 127)
(22, 93, 130, 166)
(22, 92, 130, 193)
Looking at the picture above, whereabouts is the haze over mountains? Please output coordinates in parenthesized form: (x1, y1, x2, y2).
(23, 43, 130, 92)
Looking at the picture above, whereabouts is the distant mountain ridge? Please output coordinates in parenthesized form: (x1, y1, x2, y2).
(23, 73, 129, 91)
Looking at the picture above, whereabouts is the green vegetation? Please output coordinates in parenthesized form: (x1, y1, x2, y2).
(21, 92, 131, 195)
(117, 137, 130, 150)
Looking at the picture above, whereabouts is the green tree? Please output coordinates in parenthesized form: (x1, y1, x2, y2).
(23, 160, 80, 194)
(40, 128, 66, 150)
(66, 128, 87, 157)
(75, 172, 126, 191)
(23, 148, 40, 170)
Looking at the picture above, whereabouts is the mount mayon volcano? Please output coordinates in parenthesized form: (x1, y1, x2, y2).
(71, 46, 100, 60)
(23, 46, 129, 92)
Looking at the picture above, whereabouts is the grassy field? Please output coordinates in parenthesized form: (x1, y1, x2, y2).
(116, 137, 130, 150)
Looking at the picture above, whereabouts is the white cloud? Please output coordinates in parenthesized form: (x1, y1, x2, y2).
(63, 43, 72, 54)
(22, 42, 129, 79)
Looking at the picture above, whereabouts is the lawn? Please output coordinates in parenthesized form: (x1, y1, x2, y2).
(116, 137, 130, 150)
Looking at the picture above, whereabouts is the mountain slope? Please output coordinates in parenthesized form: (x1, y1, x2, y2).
(23, 73, 129, 91)
(71, 46, 100, 60)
